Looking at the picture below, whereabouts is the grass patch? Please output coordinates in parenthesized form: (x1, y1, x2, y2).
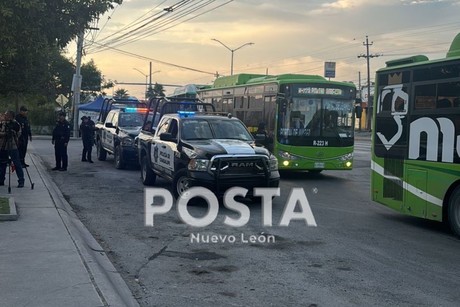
(0, 197, 10, 214)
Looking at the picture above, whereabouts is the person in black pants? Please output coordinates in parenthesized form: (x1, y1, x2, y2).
(52, 112, 70, 171)
(15, 106, 32, 167)
(79, 116, 95, 163)
(0, 111, 25, 187)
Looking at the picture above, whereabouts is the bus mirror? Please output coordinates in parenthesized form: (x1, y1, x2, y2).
(355, 105, 363, 119)
(280, 98, 288, 112)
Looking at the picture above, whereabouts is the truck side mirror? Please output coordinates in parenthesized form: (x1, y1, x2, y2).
(159, 132, 173, 142)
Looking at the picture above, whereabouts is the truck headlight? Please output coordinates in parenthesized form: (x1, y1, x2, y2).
(269, 155, 278, 171)
(122, 138, 134, 146)
(188, 159, 209, 171)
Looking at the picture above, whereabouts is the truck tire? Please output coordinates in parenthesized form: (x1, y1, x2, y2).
(448, 186, 460, 237)
(114, 145, 125, 169)
(97, 140, 107, 161)
(172, 168, 189, 199)
(141, 155, 156, 186)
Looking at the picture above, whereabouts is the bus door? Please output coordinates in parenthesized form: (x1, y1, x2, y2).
(263, 95, 276, 133)
(404, 169, 427, 217)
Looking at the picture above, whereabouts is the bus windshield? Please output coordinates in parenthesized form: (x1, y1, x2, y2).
(278, 97, 354, 145)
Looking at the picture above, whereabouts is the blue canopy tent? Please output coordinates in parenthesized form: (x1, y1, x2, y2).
(78, 95, 105, 121)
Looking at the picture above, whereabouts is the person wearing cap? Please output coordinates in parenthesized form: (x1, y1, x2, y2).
(79, 116, 95, 163)
(15, 106, 32, 167)
(51, 112, 70, 171)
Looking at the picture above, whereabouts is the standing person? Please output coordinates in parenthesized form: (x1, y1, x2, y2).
(15, 106, 32, 167)
(0, 111, 25, 187)
(52, 112, 70, 171)
(79, 116, 94, 163)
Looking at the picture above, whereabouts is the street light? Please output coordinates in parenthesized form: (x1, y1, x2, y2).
(133, 68, 161, 99)
(211, 39, 254, 75)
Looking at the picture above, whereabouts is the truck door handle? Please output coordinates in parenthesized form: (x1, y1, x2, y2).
(161, 145, 167, 149)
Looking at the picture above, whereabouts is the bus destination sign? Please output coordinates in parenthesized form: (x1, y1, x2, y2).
(297, 87, 343, 96)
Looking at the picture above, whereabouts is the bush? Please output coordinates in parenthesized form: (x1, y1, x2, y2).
(0, 94, 59, 135)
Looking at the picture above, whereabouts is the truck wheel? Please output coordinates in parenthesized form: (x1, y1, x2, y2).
(141, 155, 156, 185)
(172, 168, 189, 199)
(448, 187, 460, 237)
(114, 145, 125, 169)
(97, 140, 107, 161)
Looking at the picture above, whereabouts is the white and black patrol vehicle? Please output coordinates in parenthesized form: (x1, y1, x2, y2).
(95, 97, 147, 169)
(137, 100, 280, 199)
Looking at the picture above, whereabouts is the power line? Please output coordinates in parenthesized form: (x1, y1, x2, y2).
(90, 41, 216, 75)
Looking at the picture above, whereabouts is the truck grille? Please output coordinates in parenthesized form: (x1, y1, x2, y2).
(210, 156, 268, 176)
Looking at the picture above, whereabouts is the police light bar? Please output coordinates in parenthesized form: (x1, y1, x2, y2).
(125, 107, 148, 113)
(178, 111, 195, 118)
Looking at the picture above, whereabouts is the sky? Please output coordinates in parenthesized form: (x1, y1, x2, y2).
(69, 0, 460, 100)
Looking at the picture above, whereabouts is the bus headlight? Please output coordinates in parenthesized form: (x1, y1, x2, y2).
(188, 159, 209, 171)
(269, 155, 278, 171)
(278, 150, 300, 160)
(339, 153, 353, 161)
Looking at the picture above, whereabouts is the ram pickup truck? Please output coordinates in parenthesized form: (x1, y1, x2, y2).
(137, 109, 280, 199)
(95, 103, 147, 169)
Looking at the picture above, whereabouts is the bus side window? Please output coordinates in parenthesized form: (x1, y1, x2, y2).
(436, 98, 452, 108)
(454, 98, 460, 108)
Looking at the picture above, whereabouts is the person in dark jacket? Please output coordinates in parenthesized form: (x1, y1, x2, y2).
(79, 116, 95, 163)
(15, 106, 32, 167)
(52, 112, 70, 171)
(0, 111, 25, 187)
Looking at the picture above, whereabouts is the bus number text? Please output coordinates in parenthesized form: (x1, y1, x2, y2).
(313, 140, 328, 147)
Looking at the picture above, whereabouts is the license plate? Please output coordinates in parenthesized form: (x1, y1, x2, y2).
(314, 162, 324, 168)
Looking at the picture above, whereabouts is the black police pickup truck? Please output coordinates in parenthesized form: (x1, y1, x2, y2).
(137, 104, 280, 199)
(95, 98, 147, 169)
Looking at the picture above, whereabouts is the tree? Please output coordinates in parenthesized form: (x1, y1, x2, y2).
(81, 59, 103, 91)
(0, 0, 123, 96)
(115, 89, 129, 98)
(147, 83, 165, 98)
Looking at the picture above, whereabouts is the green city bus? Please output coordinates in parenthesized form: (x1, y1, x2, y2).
(371, 33, 460, 236)
(197, 74, 357, 172)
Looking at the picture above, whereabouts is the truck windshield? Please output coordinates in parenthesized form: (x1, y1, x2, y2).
(119, 113, 145, 127)
(181, 119, 253, 141)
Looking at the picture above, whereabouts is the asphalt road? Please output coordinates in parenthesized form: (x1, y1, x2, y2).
(31, 138, 460, 306)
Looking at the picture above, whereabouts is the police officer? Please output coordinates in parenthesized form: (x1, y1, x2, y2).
(52, 112, 70, 171)
(79, 116, 94, 163)
(15, 106, 32, 167)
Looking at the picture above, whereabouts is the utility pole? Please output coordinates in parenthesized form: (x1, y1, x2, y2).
(72, 30, 84, 137)
(358, 36, 380, 131)
(149, 61, 152, 93)
(358, 71, 362, 132)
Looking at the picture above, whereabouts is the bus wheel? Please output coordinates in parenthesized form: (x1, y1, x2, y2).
(448, 187, 460, 237)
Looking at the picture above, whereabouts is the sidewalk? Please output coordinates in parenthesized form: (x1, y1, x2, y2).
(0, 147, 139, 306)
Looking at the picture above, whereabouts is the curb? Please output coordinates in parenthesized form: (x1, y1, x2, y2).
(0, 197, 18, 221)
(31, 154, 140, 307)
